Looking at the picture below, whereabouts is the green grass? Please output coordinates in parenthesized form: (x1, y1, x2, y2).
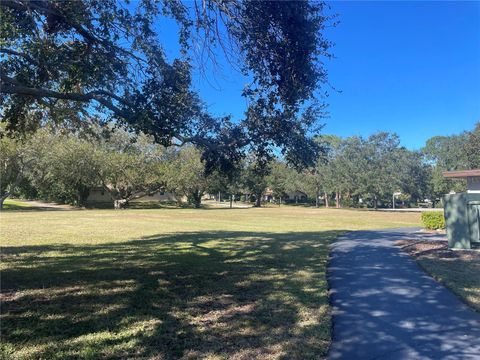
(1, 199, 37, 211)
(0, 207, 420, 359)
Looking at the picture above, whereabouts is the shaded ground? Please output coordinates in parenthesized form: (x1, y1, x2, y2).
(0, 208, 420, 359)
(397, 234, 480, 312)
(1, 231, 335, 359)
(328, 228, 480, 360)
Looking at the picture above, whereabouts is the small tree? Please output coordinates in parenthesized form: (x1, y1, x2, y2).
(97, 150, 164, 209)
(345, 133, 403, 210)
(0, 137, 26, 209)
(20, 130, 101, 206)
(242, 158, 269, 207)
(266, 161, 292, 205)
(465, 122, 480, 169)
(93, 131, 166, 209)
(49, 137, 100, 206)
(164, 147, 208, 208)
(422, 133, 469, 201)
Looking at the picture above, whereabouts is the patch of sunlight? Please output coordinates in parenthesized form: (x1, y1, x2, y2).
(41, 314, 66, 321)
(157, 278, 171, 286)
(224, 256, 261, 263)
(10, 327, 34, 337)
(247, 273, 288, 282)
(292, 270, 314, 280)
(15, 342, 51, 360)
(91, 303, 127, 316)
(70, 319, 161, 346)
(198, 239, 228, 248)
(182, 350, 222, 360)
(9, 281, 138, 301)
(265, 291, 298, 305)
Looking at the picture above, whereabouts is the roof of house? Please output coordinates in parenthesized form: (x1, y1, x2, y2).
(443, 169, 480, 178)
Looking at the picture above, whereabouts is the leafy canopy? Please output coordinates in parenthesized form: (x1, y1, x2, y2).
(0, 0, 333, 170)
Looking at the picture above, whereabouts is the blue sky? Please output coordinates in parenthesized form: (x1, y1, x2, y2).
(162, 1, 480, 150)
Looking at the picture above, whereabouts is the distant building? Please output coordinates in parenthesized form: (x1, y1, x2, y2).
(86, 187, 178, 206)
(262, 188, 308, 203)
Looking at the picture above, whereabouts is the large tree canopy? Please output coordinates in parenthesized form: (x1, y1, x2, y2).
(0, 0, 333, 169)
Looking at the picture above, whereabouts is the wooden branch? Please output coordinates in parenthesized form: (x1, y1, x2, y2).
(0, 48, 38, 65)
(6, 0, 98, 44)
(1, 75, 134, 120)
(1, 0, 148, 65)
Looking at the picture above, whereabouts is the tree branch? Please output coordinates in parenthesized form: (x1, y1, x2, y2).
(1, 0, 148, 65)
(1, 75, 134, 121)
(0, 48, 38, 65)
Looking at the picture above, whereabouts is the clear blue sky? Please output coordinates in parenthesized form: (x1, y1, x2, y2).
(162, 1, 480, 150)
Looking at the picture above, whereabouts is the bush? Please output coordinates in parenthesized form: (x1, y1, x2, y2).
(421, 211, 445, 230)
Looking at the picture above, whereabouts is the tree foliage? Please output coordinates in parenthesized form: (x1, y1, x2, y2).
(465, 122, 480, 168)
(0, 136, 26, 208)
(422, 131, 470, 200)
(1, 0, 333, 170)
(163, 146, 209, 208)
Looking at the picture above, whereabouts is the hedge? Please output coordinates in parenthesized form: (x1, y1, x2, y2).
(421, 211, 445, 230)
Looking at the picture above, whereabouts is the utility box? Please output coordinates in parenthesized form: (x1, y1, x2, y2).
(443, 193, 480, 249)
(443, 170, 480, 250)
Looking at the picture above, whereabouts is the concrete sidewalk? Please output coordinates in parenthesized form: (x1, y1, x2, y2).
(328, 228, 480, 360)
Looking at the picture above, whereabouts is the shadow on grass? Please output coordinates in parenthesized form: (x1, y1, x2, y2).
(1, 230, 342, 359)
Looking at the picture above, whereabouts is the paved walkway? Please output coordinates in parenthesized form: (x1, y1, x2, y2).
(328, 228, 480, 360)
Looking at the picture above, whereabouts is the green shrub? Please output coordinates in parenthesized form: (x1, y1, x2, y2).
(421, 211, 445, 230)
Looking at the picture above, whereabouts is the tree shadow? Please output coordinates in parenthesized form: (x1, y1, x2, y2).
(1, 230, 342, 359)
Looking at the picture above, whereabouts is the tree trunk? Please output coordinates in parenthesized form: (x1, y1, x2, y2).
(373, 195, 378, 210)
(324, 192, 329, 208)
(230, 194, 233, 209)
(192, 193, 202, 208)
(254, 193, 262, 207)
(0, 193, 9, 210)
(77, 186, 90, 207)
(335, 191, 340, 208)
(175, 192, 183, 207)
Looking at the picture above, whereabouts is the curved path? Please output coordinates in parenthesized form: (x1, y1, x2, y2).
(328, 228, 480, 360)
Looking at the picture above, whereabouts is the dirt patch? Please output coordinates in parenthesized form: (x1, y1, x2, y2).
(396, 239, 480, 261)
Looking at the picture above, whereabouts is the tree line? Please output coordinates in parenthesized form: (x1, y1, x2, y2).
(1, 122, 478, 210)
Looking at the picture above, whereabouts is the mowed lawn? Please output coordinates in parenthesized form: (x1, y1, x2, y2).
(0, 207, 420, 359)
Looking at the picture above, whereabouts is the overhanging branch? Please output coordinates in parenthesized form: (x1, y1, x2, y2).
(1, 75, 134, 121)
(0, 48, 38, 65)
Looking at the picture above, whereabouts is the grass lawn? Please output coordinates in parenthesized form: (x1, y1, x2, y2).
(1, 199, 37, 211)
(397, 239, 480, 312)
(1, 207, 420, 359)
